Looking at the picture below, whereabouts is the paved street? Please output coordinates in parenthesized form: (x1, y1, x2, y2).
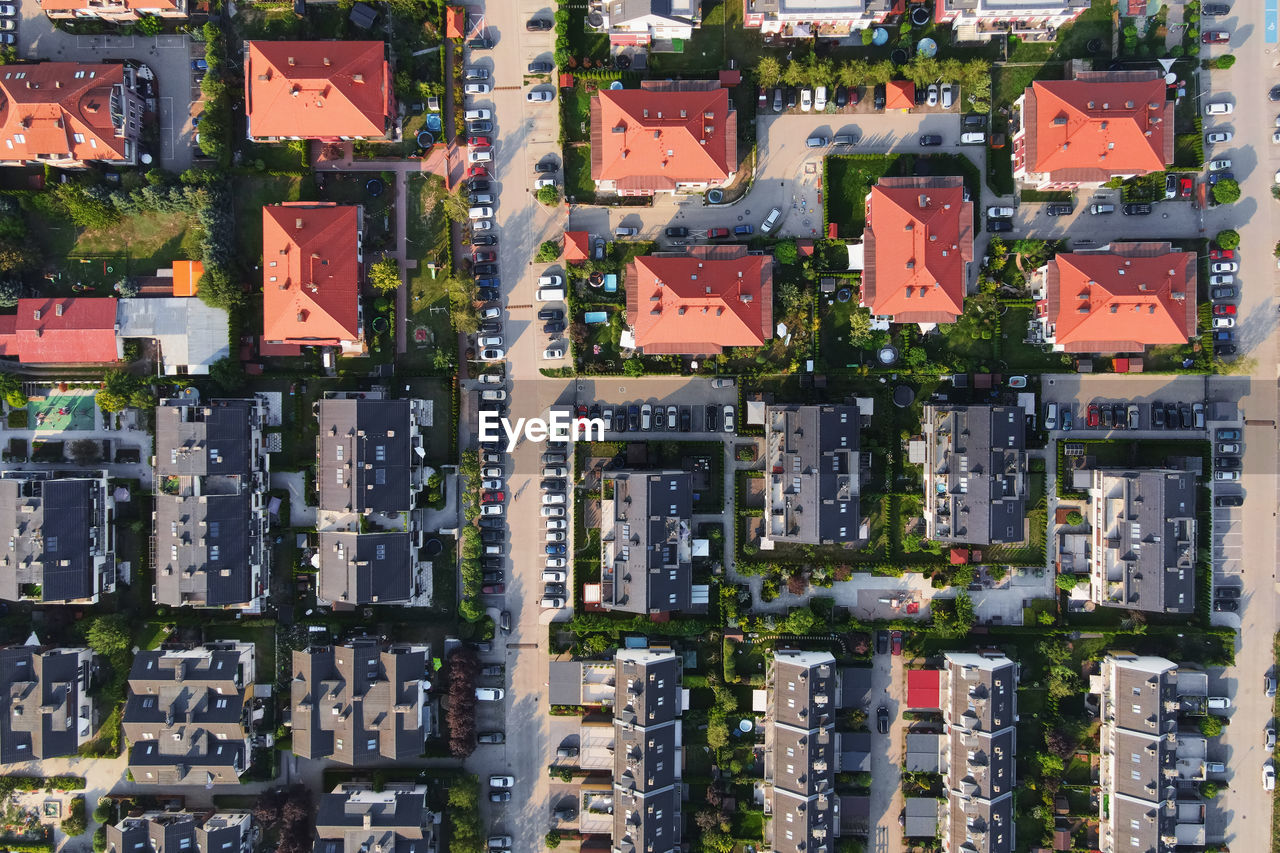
(868, 648, 904, 853)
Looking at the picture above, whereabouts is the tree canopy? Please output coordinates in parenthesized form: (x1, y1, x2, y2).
(369, 257, 402, 293)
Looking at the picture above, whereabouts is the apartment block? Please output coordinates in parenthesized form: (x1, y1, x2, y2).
(314, 783, 437, 853)
(922, 405, 1028, 546)
(104, 811, 252, 853)
(0, 63, 145, 167)
(762, 405, 861, 547)
(599, 472, 693, 617)
(0, 471, 114, 603)
(0, 642, 94, 762)
(612, 649, 683, 853)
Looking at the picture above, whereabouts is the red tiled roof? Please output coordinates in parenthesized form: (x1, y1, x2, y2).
(445, 6, 466, 38)
(0, 63, 132, 162)
(885, 80, 915, 111)
(245, 41, 393, 141)
(1022, 73, 1172, 182)
(625, 245, 772, 354)
(1045, 244, 1196, 353)
(565, 231, 591, 262)
(906, 669, 942, 711)
(0, 298, 118, 363)
(262, 203, 362, 346)
(861, 177, 973, 325)
(591, 82, 737, 193)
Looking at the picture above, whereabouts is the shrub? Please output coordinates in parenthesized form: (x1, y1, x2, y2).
(1055, 573, 1084, 592)
(1212, 180, 1240, 205)
(368, 257, 402, 293)
(1211, 54, 1235, 69)
(535, 239, 562, 262)
(62, 796, 87, 837)
(1200, 715, 1224, 738)
(1065, 510, 1084, 525)
(1214, 229, 1240, 250)
(545, 831, 562, 849)
(536, 185, 561, 206)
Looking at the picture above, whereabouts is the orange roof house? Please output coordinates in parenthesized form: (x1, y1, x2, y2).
(590, 80, 737, 196)
(445, 6, 466, 38)
(624, 245, 772, 355)
(884, 80, 915, 111)
(0, 298, 119, 363)
(564, 231, 592, 263)
(0, 63, 145, 167)
(38, 0, 186, 21)
(245, 41, 394, 142)
(861, 176, 974, 327)
(1037, 242, 1195, 354)
(1013, 66, 1172, 189)
(262, 203, 364, 354)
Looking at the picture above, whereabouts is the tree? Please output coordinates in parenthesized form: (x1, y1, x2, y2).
(441, 184, 472, 222)
(96, 370, 153, 413)
(1200, 715, 1224, 738)
(197, 264, 243, 310)
(368, 257, 401, 293)
(860, 28, 874, 45)
(1065, 510, 1084, 525)
(706, 717, 730, 750)
(756, 56, 783, 89)
(782, 60, 807, 87)
(932, 592, 975, 637)
(838, 59, 869, 90)
(866, 61, 895, 86)
(0, 372, 26, 408)
(544, 831, 562, 849)
(1212, 179, 1241, 205)
(785, 606, 818, 634)
(209, 356, 244, 393)
(536, 185, 561, 206)
(1215, 229, 1240, 250)
(1055, 573, 1084, 592)
(1211, 54, 1236, 69)
(535, 239, 562, 262)
(443, 275, 480, 335)
(69, 438, 102, 466)
(774, 239, 799, 265)
(1200, 781, 1219, 799)
(135, 13, 161, 35)
(86, 614, 130, 656)
(62, 796, 87, 837)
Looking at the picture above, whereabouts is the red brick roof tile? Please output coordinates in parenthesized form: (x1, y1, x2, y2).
(262, 203, 362, 346)
(0, 298, 118, 363)
(246, 41, 393, 141)
(0, 63, 133, 162)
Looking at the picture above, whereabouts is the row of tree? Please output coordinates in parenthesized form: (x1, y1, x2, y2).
(755, 54, 993, 112)
(445, 646, 480, 758)
(252, 786, 313, 853)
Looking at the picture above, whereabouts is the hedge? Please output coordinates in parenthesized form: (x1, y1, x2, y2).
(0, 777, 85, 793)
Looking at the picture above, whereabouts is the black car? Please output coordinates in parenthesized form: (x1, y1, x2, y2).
(1151, 401, 1166, 428)
(1112, 403, 1126, 429)
(480, 321, 501, 335)
(470, 179, 492, 193)
(1122, 203, 1152, 215)
(1164, 402, 1178, 429)
(526, 17, 552, 30)
(534, 160, 558, 174)
(543, 320, 565, 334)
(919, 134, 943, 146)
(1216, 457, 1242, 470)
(474, 263, 498, 276)
(705, 405, 718, 432)
(614, 409, 627, 432)
(541, 478, 566, 491)
(537, 308, 563, 322)
(468, 120, 493, 134)
(528, 60, 554, 73)
(680, 407, 691, 432)
(480, 530, 504, 544)
(665, 226, 689, 238)
(477, 287, 499, 302)
(987, 218, 1013, 232)
(1215, 494, 1244, 507)
(1046, 203, 1073, 216)
(1179, 403, 1193, 429)
(482, 572, 503, 584)
(876, 631, 889, 655)
(835, 86, 848, 107)
(479, 517, 504, 530)
(962, 113, 986, 128)
(877, 706, 890, 734)
(481, 664, 505, 677)
(468, 36, 492, 49)
(1271, 84, 1280, 102)
(873, 85, 886, 110)
(472, 233, 496, 246)
(1203, 2, 1229, 14)
(1216, 586, 1241, 598)
(1211, 286, 1237, 300)
(914, 85, 927, 106)
(489, 792, 511, 804)
(628, 405, 640, 431)
(1208, 171, 1234, 185)
(1213, 599, 1239, 612)
(1213, 330, 1234, 342)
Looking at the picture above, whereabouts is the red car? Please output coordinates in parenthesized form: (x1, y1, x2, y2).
(481, 491, 505, 504)
(1086, 404, 1100, 428)
(1180, 177, 1194, 198)
(1213, 303, 1237, 316)
(467, 165, 489, 178)
(1209, 249, 1236, 261)
(1202, 30, 1230, 44)
(467, 136, 491, 148)
(473, 250, 497, 263)
(708, 228, 730, 239)
(891, 631, 903, 656)
(482, 584, 505, 595)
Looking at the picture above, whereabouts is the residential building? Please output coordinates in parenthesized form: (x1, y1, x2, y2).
(315, 393, 429, 607)
(761, 405, 862, 547)
(599, 471, 693, 617)
(934, 0, 1090, 43)
(115, 296, 231, 375)
(1012, 65, 1173, 189)
(123, 642, 255, 785)
(0, 63, 145, 167)
(314, 783, 437, 853)
(590, 80, 736, 196)
(290, 639, 432, 765)
(922, 405, 1028, 546)
(104, 812, 253, 853)
(623, 245, 772, 354)
(0, 471, 114, 604)
(1095, 655, 1207, 853)
(0, 640, 94, 762)
(39, 0, 188, 22)
(1034, 243, 1196, 354)
(244, 41, 395, 142)
(1086, 469, 1196, 614)
(153, 398, 270, 610)
(742, 0, 893, 38)
(861, 176, 974, 328)
(763, 650, 839, 853)
(612, 649, 683, 853)
(940, 652, 1018, 853)
(597, 0, 702, 46)
(261, 203, 364, 356)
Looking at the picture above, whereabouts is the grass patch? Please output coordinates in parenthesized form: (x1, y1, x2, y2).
(564, 143, 596, 204)
(403, 174, 453, 372)
(232, 174, 310, 261)
(1175, 134, 1204, 169)
(826, 152, 981, 238)
(648, 0, 727, 74)
(204, 622, 277, 684)
(560, 85, 593, 144)
(1020, 190, 1074, 203)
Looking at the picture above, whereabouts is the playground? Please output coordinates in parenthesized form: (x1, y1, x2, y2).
(27, 392, 97, 431)
(46, 256, 128, 294)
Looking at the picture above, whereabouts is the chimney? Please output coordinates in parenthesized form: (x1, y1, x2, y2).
(55, 303, 63, 316)
(352, 73, 364, 83)
(288, 57, 295, 66)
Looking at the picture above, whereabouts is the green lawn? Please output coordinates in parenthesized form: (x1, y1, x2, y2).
(232, 174, 311, 261)
(560, 85, 593, 144)
(564, 5, 610, 63)
(825, 152, 980, 238)
(27, 201, 198, 287)
(1007, 0, 1114, 63)
(403, 175, 454, 373)
(648, 0, 728, 74)
(564, 143, 595, 204)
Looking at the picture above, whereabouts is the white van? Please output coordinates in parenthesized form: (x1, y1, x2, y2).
(540, 597, 565, 609)
(1044, 403, 1059, 430)
(468, 206, 493, 219)
(960, 131, 986, 145)
(761, 207, 782, 233)
(543, 570, 567, 583)
(536, 287, 566, 302)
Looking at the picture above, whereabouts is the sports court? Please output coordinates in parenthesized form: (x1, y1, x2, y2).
(28, 392, 97, 431)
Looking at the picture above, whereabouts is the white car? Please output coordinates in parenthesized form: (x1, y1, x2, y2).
(1206, 130, 1233, 144)
(723, 404, 735, 433)
(986, 206, 1014, 218)
(480, 504, 504, 516)
(1268, 728, 1277, 751)
(480, 306, 502, 320)
(1209, 158, 1232, 171)
(1208, 696, 1232, 710)
(814, 86, 827, 111)
(1205, 101, 1233, 115)
(479, 347, 505, 361)
(540, 506, 565, 518)
(535, 178, 556, 189)
(469, 206, 494, 220)
(469, 149, 493, 164)
(472, 219, 492, 231)
(543, 345, 565, 359)
(1266, 762, 1276, 792)
(477, 335, 503, 348)
(927, 84, 939, 106)
(538, 273, 563, 287)
(482, 479, 503, 491)
(0, 5, 15, 15)
(543, 570, 567, 583)
(480, 388, 506, 401)
(541, 493, 566, 505)
(1209, 274, 1234, 285)
(1213, 317, 1235, 328)
(543, 466, 567, 477)
(940, 83, 953, 109)
(476, 688, 505, 701)
(479, 372, 502, 384)
(545, 557, 567, 568)
(1212, 261, 1239, 273)
(546, 519, 566, 531)
(1274, 130, 1280, 144)
(482, 466, 503, 478)
(640, 403, 652, 429)
(800, 88, 812, 111)
(527, 89, 553, 102)
(1215, 470, 1240, 481)
(489, 775, 514, 788)
(540, 597, 565, 609)
(464, 109, 491, 121)
(465, 82, 492, 95)
(546, 531, 566, 542)
(761, 207, 782, 234)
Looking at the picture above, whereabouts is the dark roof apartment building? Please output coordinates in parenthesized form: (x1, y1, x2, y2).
(0, 642, 94, 762)
(291, 638, 431, 765)
(104, 811, 252, 853)
(762, 405, 861, 546)
(315, 393, 428, 607)
(1087, 469, 1196, 614)
(314, 783, 436, 853)
(763, 650, 840, 853)
(599, 472, 693, 616)
(0, 471, 114, 603)
(122, 642, 255, 785)
(941, 652, 1018, 853)
(612, 649, 683, 853)
(154, 398, 270, 609)
(923, 405, 1028, 546)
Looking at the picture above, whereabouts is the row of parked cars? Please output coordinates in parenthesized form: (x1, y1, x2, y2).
(574, 397, 736, 434)
(538, 447, 569, 610)
(1044, 399, 1206, 432)
(762, 81, 959, 113)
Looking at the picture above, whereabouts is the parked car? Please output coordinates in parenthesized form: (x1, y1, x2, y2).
(723, 405, 735, 433)
(926, 84, 939, 107)
(918, 134, 943, 146)
(478, 732, 505, 744)
(1122, 203, 1152, 215)
(1212, 302, 1237, 315)
(833, 133, 859, 146)
(1206, 130, 1234, 144)
(1201, 30, 1230, 43)
(1205, 101, 1234, 115)
(528, 60, 554, 73)
(1046, 203, 1073, 216)
(891, 631, 903, 655)
(986, 218, 1013, 232)
(800, 88, 812, 111)
(877, 706, 890, 734)
(664, 226, 689, 238)
(986, 206, 1014, 218)
(526, 16, 552, 30)
(761, 207, 782, 233)
(1209, 158, 1232, 171)
(1215, 494, 1243, 507)
(526, 89, 553, 102)
(805, 135, 829, 148)
(1212, 261, 1239, 273)
(814, 86, 827, 110)
(464, 67, 490, 80)
(1216, 428, 1242, 440)
(464, 82, 491, 95)
(476, 688, 505, 702)
(1211, 286, 1237, 300)
(941, 83, 954, 109)
(1089, 203, 1115, 215)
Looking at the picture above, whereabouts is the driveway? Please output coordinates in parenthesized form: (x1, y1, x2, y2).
(868, 648, 904, 853)
(18, 8, 198, 171)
